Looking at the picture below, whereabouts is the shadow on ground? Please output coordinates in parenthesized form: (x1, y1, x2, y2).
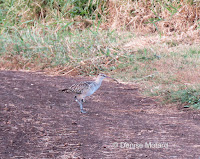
(1, 71, 200, 159)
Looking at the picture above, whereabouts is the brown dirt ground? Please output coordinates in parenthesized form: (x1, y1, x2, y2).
(1, 71, 200, 159)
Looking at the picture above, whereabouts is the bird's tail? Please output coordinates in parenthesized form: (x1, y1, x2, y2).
(59, 88, 71, 93)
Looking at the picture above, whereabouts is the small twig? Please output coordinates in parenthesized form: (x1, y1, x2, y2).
(134, 72, 158, 81)
(63, 65, 80, 75)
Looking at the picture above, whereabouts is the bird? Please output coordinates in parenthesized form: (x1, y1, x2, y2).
(60, 74, 118, 113)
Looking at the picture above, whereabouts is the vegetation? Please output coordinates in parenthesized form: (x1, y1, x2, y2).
(164, 88, 200, 109)
(1, 0, 200, 109)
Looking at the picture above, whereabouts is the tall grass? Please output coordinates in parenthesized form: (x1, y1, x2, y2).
(0, 26, 134, 74)
(0, 0, 107, 33)
(1, 0, 200, 34)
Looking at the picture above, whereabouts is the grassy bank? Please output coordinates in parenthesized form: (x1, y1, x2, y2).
(1, 0, 200, 109)
(1, 27, 200, 109)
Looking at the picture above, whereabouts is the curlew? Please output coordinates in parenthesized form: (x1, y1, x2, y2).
(61, 74, 118, 113)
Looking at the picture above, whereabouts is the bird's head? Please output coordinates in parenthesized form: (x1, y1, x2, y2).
(97, 74, 119, 83)
(98, 73, 107, 79)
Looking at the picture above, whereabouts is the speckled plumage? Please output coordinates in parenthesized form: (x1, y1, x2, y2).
(66, 81, 95, 94)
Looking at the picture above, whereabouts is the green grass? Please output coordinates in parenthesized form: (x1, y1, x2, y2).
(0, 27, 131, 72)
(0, 26, 157, 76)
(0, 0, 107, 34)
(164, 88, 200, 109)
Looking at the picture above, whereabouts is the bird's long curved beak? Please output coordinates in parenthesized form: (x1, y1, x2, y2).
(106, 76, 119, 83)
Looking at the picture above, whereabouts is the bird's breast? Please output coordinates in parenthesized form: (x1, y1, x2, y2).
(86, 84, 100, 96)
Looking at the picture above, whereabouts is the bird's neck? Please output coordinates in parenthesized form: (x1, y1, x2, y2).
(95, 77, 104, 85)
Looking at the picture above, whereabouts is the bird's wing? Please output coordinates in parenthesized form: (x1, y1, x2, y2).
(60, 88, 70, 93)
(68, 81, 92, 94)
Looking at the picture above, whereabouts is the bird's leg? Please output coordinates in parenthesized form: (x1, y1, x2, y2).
(80, 102, 86, 113)
(81, 98, 85, 103)
(74, 96, 78, 102)
(74, 96, 86, 113)
(76, 97, 85, 103)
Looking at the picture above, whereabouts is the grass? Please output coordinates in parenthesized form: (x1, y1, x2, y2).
(139, 43, 200, 109)
(1, 0, 200, 109)
(0, 26, 132, 72)
(1, 27, 200, 109)
(164, 88, 200, 109)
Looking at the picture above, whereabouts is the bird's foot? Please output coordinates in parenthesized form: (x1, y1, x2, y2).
(81, 109, 86, 113)
(74, 96, 78, 102)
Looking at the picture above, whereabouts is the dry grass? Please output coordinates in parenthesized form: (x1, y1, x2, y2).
(105, 0, 200, 33)
(119, 32, 200, 108)
(2, 0, 200, 35)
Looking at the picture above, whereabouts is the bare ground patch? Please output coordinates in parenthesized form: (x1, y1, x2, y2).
(0, 71, 200, 158)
